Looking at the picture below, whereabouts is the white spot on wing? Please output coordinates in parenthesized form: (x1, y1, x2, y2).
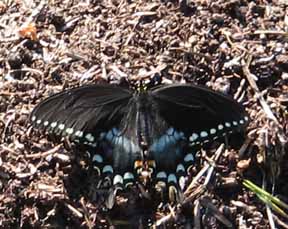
(189, 133, 198, 142)
(65, 128, 74, 135)
(102, 165, 113, 174)
(58, 124, 65, 130)
(123, 172, 134, 180)
(176, 164, 185, 173)
(92, 154, 103, 163)
(75, 130, 83, 138)
(113, 175, 123, 185)
(168, 174, 177, 184)
(210, 128, 216, 134)
(156, 171, 167, 179)
(184, 153, 194, 162)
(51, 122, 57, 128)
(218, 124, 224, 130)
(225, 122, 231, 128)
(200, 131, 208, 138)
(44, 121, 49, 126)
(85, 133, 95, 142)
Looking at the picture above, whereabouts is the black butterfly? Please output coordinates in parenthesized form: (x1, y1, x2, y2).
(30, 83, 248, 202)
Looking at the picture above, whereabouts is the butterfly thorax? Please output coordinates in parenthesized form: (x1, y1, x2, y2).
(136, 92, 152, 150)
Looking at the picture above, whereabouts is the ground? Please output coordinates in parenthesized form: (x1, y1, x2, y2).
(0, 0, 287, 228)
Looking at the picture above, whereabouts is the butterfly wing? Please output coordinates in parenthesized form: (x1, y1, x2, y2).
(30, 84, 133, 142)
(30, 84, 142, 173)
(151, 84, 248, 139)
(149, 84, 248, 171)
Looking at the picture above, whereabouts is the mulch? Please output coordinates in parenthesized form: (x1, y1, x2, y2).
(0, 0, 287, 228)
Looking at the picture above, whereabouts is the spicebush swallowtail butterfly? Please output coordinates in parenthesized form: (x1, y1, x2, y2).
(30, 83, 248, 203)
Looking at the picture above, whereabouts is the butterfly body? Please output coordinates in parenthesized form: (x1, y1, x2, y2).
(30, 83, 249, 201)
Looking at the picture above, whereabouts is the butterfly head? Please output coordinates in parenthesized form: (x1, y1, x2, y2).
(129, 76, 161, 93)
(136, 82, 148, 93)
(129, 79, 149, 94)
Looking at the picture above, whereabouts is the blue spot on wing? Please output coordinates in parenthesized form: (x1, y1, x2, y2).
(150, 128, 185, 154)
(150, 128, 187, 171)
(98, 128, 141, 173)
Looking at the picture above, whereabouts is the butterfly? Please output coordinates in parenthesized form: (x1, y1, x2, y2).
(30, 83, 249, 203)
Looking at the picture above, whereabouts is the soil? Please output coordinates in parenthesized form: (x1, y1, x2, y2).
(0, 0, 287, 228)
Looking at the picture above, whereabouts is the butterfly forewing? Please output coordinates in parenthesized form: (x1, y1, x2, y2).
(151, 84, 249, 146)
(30, 84, 133, 143)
